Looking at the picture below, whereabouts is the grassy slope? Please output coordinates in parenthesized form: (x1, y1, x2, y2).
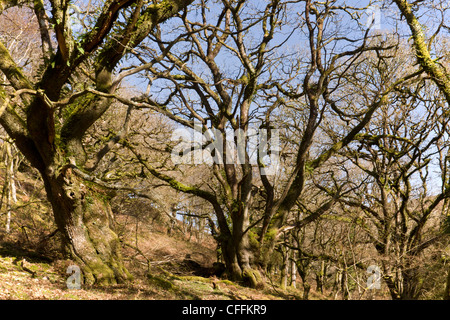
(0, 166, 326, 300)
(0, 229, 309, 300)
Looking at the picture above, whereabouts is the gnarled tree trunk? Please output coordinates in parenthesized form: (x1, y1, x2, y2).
(221, 235, 263, 289)
(219, 206, 264, 289)
(0, 0, 194, 286)
(42, 164, 132, 285)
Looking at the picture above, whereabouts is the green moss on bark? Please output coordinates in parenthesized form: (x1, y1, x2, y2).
(242, 267, 264, 289)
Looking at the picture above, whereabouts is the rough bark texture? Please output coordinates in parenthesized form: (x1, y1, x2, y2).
(0, 0, 194, 286)
(42, 165, 132, 285)
(393, 0, 450, 300)
(221, 235, 263, 289)
(210, 202, 263, 288)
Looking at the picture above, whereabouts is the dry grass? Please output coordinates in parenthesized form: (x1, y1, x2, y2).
(0, 166, 308, 300)
(0, 243, 304, 300)
(0, 209, 307, 300)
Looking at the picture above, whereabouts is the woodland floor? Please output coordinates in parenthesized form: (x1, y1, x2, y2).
(0, 215, 323, 300)
(0, 168, 322, 300)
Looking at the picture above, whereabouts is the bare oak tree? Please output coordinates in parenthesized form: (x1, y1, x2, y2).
(0, 0, 193, 285)
(121, 0, 422, 287)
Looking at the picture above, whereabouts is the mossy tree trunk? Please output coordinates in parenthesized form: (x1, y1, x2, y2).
(393, 0, 450, 300)
(377, 245, 424, 300)
(42, 163, 131, 285)
(130, 145, 265, 287)
(0, 0, 193, 285)
(233, 205, 264, 288)
(213, 202, 263, 288)
(220, 245, 263, 289)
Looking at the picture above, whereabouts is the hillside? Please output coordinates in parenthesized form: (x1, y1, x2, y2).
(0, 166, 313, 300)
(0, 218, 308, 300)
